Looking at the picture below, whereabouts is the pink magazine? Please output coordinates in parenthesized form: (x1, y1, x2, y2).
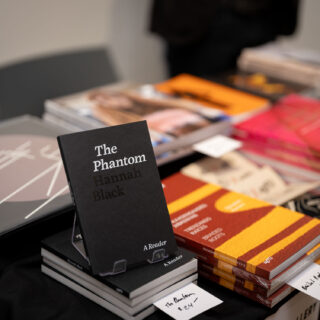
(234, 94, 320, 156)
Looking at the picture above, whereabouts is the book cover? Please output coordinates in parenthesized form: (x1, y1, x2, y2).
(0, 115, 72, 236)
(182, 154, 319, 205)
(181, 151, 258, 190)
(234, 94, 320, 156)
(86, 86, 224, 137)
(215, 71, 309, 101)
(58, 121, 177, 275)
(284, 193, 320, 219)
(162, 172, 320, 279)
(41, 228, 195, 299)
(155, 73, 269, 121)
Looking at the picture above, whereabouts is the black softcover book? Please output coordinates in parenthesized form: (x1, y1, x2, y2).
(42, 228, 195, 298)
(0, 115, 72, 236)
(57, 121, 177, 275)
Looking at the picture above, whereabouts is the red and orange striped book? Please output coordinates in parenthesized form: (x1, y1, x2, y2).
(198, 243, 320, 294)
(198, 244, 320, 298)
(199, 262, 271, 297)
(162, 173, 320, 280)
(198, 270, 294, 308)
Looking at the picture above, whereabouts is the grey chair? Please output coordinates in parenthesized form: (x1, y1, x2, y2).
(0, 47, 118, 120)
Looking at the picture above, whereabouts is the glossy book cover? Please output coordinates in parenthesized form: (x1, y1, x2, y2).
(155, 73, 269, 117)
(162, 173, 320, 279)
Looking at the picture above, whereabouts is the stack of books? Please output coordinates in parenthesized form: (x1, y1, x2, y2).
(41, 228, 198, 320)
(212, 71, 309, 102)
(237, 42, 320, 87)
(43, 81, 231, 166)
(161, 172, 320, 307)
(233, 94, 320, 180)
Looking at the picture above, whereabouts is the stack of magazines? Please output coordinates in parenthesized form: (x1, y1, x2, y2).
(233, 94, 320, 180)
(43, 82, 231, 165)
(238, 42, 320, 87)
(41, 229, 198, 320)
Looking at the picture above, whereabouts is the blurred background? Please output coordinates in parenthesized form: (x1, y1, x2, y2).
(0, 0, 319, 84)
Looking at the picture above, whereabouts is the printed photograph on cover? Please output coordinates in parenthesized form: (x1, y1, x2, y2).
(87, 89, 215, 138)
(55, 85, 223, 139)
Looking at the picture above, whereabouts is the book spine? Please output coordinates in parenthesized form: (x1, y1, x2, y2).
(241, 139, 320, 162)
(233, 127, 315, 157)
(242, 144, 320, 173)
(198, 263, 269, 297)
(41, 246, 130, 298)
(198, 270, 272, 308)
(198, 260, 271, 290)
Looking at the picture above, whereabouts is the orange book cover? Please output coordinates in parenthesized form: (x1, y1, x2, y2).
(162, 173, 320, 279)
(155, 74, 269, 119)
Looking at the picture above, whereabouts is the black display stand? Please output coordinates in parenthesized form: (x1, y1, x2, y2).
(71, 214, 169, 276)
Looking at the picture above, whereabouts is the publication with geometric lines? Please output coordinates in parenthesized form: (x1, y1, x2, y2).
(0, 115, 72, 236)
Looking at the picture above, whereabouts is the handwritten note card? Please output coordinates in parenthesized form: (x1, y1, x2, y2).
(154, 283, 223, 320)
(193, 135, 242, 158)
(288, 263, 320, 301)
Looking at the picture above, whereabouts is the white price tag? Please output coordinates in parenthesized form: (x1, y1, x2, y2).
(153, 283, 223, 320)
(288, 263, 320, 301)
(193, 135, 242, 158)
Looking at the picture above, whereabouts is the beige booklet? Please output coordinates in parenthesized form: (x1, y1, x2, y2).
(181, 152, 319, 205)
(232, 166, 287, 201)
(181, 151, 258, 189)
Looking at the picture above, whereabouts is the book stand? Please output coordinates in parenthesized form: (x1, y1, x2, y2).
(71, 214, 169, 276)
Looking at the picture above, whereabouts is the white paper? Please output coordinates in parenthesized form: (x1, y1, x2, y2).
(154, 283, 223, 320)
(193, 135, 242, 158)
(288, 263, 320, 301)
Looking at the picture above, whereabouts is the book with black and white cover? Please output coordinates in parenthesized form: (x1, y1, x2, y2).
(41, 260, 197, 316)
(41, 264, 156, 320)
(0, 115, 72, 236)
(57, 121, 178, 275)
(41, 228, 197, 301)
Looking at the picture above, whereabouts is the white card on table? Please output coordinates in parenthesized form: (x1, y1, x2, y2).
(288, 263, 320, 301)
(193, 135, 242, 158)
(154, 283, 223, 320)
